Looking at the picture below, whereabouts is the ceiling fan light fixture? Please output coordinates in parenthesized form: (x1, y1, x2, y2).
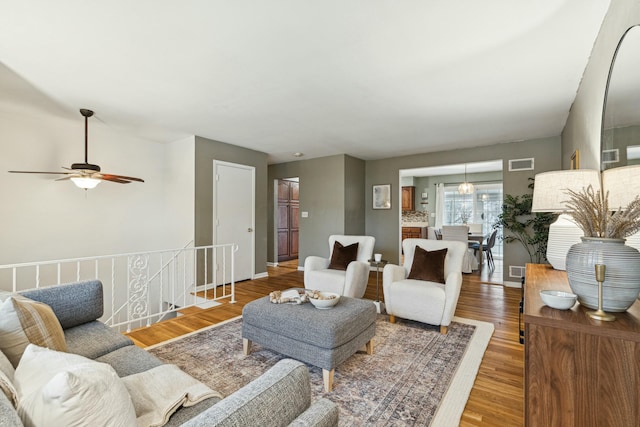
(71, 176, 101, 189)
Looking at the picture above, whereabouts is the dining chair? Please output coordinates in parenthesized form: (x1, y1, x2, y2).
(441, 225, 478, 273)
(471, 229, 498, 269)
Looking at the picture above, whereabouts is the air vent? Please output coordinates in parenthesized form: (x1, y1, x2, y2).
(628, 145, 640, 160)
(602, 149, 619, 164)
(509, 265, 526, 278)
(508, 158, 534, 171)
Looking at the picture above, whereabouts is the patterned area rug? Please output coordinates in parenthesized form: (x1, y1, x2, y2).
(148, 315, 493, 426)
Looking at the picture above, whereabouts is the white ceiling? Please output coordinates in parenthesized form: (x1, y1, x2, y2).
(0, 1, 610, 164)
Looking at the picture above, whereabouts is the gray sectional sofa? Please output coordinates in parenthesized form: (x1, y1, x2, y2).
(0, 280, 338, 426)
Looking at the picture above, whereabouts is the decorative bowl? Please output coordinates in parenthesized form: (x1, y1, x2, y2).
(308, 292, 340, 309)
(540, 290, 577, 310)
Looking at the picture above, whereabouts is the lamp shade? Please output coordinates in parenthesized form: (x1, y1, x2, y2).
(531, 170, 600, 212)
(602, 165, 640, 210)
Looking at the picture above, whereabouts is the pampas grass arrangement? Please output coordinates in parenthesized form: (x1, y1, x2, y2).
(564, 185, 640, 238)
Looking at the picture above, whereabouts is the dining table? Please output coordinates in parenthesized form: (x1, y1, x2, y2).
(467, 233, 485, 268)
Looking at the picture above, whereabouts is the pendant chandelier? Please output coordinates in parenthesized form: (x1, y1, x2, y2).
(458, 164, 475, 194)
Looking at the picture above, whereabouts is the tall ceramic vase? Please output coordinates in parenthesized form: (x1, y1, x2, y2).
(566, 237, 640, 312)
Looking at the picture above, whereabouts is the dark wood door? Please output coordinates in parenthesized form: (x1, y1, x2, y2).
(277, 180, 299, 261)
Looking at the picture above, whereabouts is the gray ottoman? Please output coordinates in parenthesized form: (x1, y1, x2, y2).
(242, 293, 376, 392)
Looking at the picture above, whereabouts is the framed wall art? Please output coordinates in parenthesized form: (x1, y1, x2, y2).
(373, 184, 391, 209)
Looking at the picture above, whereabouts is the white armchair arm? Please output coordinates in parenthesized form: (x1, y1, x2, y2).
(343, 261, 370, 298)
(440, 271, 463, 327)
(382, 264, 406, 314)
(303, 256, 330, 285)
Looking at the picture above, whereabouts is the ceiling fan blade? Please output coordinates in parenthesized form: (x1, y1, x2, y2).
(9, 170, 71, 175)
(55, 176, 75, 181)
(101, 173, 144, 183)
(100, 175, 131, 184)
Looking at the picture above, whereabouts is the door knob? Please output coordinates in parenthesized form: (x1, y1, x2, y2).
(248, 228, 253, 232)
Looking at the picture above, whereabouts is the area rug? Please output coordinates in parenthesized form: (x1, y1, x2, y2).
(148, 315, 493, 426)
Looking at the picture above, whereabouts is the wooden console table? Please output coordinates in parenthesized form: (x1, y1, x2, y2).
(524, 263, 640, 426)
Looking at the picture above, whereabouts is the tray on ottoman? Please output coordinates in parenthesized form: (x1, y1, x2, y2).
(242, 291, 376, 392)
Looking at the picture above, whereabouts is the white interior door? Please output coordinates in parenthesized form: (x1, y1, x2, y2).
(213, 160, 255, 282)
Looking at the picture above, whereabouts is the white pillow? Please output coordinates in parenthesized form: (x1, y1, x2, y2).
(14, 344, 137, 427)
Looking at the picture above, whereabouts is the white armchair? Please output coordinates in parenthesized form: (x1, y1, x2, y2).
(304, 235, 375, 298)
(382, 239, 466, 334)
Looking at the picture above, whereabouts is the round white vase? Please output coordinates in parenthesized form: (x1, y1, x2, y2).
(546, 214, 583, 270)
(566, 237, 640, 312)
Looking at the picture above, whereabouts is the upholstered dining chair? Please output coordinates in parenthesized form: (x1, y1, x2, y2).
(383, 239, 466, 334)
(471, 229, 498, 270)
(467, 223, 483, 235)
(304, 235, 375, 298)
(441, 225, 478, 273)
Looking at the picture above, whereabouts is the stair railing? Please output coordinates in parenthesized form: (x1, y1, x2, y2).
(0, 243, 238, 332)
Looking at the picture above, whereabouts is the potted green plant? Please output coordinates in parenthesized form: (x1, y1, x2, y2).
(494, 179, 557, 264)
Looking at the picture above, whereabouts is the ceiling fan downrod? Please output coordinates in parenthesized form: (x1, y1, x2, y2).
(73, 109, 100, 172)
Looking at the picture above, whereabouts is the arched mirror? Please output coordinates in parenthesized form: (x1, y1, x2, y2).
(601, 24, 640, 171)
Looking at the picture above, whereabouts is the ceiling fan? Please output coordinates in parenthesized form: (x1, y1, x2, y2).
(9, 109, 144, 189)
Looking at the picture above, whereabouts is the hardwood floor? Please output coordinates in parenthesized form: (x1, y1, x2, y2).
(126, 259, 524, 426)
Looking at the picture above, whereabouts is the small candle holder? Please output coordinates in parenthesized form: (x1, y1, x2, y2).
(587, 264, 615, 322)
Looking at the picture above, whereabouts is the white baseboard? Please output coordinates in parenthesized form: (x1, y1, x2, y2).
(253, 272, 268, 279)
(298, 266, 304, 271)
(503, 280, 522, 288)
(266, 262, 278, 267)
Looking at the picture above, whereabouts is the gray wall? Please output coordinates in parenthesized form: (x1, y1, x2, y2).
(562, 0, 640, 169)
(365, 137, 562, 283)
(194, 136, 268, 275)
(268, 154, 366, 266)
(298, 155, 346, 262)
(603, 124, 640, 167)
(344, 155, 366, 235)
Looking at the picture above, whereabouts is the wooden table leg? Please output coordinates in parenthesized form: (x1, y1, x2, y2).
(243, 338, 252, 355)
(365, 339, 374, 355)
(323, 369, 334, 392)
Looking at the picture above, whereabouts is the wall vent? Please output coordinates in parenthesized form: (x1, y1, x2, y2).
(508, 158, 534, 171)
(509, 265, 526, 278)
(602, 149, 619, 164)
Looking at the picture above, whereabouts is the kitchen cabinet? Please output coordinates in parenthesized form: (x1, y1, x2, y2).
(401, 186, 415, 211)
(401, 226, 426, 241)
(524, 263, 640, 426)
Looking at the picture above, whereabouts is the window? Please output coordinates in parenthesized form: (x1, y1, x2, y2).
(443, 183, 503, 257)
